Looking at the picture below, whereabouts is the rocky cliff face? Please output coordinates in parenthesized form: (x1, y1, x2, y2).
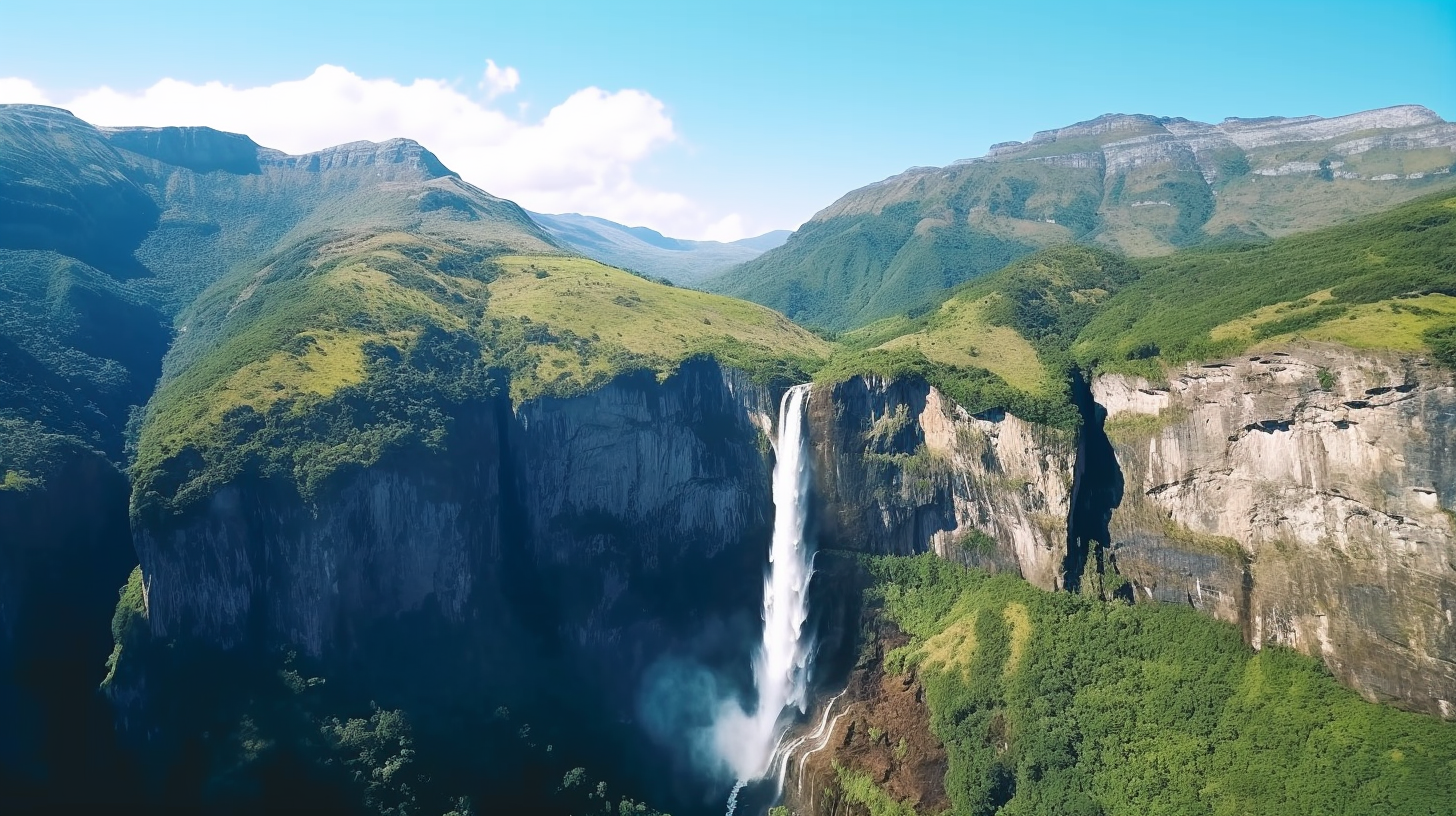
(133, 360, 774, 687)
(1095, 344, 1456, 718)
(100, 126, 263, 175)
(807, 376, 1075, 590)
(116, 344, 1456, 814)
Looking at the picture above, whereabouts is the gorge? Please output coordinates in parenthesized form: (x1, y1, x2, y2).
(1, 101, 1454, 815)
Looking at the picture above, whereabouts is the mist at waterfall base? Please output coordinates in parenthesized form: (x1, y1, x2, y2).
(636, 385, 818, 807)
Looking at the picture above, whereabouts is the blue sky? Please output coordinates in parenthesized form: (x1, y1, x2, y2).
(2, 0, 1453, 238)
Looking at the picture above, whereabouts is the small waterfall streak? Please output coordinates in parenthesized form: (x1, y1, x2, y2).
(716, 383, 817, 803)
(798, 709, 849, 796)
(772, 689, 847, 783)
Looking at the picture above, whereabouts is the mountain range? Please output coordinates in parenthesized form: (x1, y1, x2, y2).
(703, 104, 1456, 330)
(527, 211, 788, 284)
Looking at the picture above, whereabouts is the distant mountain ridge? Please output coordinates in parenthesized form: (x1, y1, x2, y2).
(707, 104, 1456, 330)
(528, 211, 789, 284)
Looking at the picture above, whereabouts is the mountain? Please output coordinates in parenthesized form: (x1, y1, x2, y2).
(2, 103, 825, 813)
(0, 101, 570, 807)
(725, 229, 793, 251)
(707, 104, 1456, 330)
(528, 211, 789, 284)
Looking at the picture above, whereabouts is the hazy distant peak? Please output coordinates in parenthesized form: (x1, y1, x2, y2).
(717, 102, 1456, 330)
(1026, 112, 1169, 145)
(729, 230, 792, 251)
(0, 102, 80, 119)
(1219, 105, 1440, 130)
(958, 104, 1449, 166)
(0, 101, 460, 182)
(527, 211, 788, 284)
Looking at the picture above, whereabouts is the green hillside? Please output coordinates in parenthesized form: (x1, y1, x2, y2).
(818, 245, 1139, 429)
(815, 193, 1456, 435)
(855, 554, 1456, 816)
(0, 251, 169, 461)
(1073, 193, 1456, 376)
(133, 233, 828, 521)
(707, 108, 1456, 332)
(707, 165, 1084, 330)
(0, 104, 559, 469)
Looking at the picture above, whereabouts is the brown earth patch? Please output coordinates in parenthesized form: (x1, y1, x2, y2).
(787, 614, 949, 815)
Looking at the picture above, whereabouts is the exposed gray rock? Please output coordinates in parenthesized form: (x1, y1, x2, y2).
(259, 137, 456, 178)
(807, 377, 1074, 589)
(1095, 345, 1456, 718)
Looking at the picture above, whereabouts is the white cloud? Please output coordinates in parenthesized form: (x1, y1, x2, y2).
(1, 64, 752, 241)
(701, 213, 748, 243)
(0, 77, 49, 104)
(480, 59, 519, 99)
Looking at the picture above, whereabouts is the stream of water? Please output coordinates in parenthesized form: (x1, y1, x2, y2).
(719, 383, 817, 812)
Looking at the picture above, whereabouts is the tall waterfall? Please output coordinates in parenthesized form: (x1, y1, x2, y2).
(716, 383, 817, 789)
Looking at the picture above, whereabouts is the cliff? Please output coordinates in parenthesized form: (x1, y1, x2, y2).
(800, 347, 1456, 719)
(1096, 344, 1456, 718)
(133, 358, 770, 662)
(807, 376, 1075, 589)
(116, 359, 777, 808)
(100, 126, 263, 175)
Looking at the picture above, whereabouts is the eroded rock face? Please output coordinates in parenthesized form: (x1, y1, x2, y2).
(807, 376, 1074, 590)
(1096, 345, 1456, 717)
(129, 360, 775, 748)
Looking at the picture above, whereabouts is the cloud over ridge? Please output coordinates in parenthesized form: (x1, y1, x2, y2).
(2, 64, 748, 240)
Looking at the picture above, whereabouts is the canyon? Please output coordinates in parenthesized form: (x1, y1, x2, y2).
(3, 101, 1454, 813)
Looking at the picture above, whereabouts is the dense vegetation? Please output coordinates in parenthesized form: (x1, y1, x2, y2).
(104, 575, 677, 816)
(818, 245, 1141, 430)
(855, 554, 1456, 816)
(0, 250, 169, 461)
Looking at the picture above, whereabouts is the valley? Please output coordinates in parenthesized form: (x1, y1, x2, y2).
(1, 100, 1454, 816)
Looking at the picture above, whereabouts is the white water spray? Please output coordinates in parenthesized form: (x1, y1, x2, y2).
(715, 383, 817, 790)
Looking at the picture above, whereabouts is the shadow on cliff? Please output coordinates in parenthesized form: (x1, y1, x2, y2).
(1063, 369, 1125, 593)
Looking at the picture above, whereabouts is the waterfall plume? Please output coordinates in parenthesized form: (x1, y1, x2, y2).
(714, 383, 817, 785)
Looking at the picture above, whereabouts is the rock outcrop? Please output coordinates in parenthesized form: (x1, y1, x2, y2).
(1096, 344, 1456, 718)
(807, 376, 1075, 590)
(101, 126, 263, 175)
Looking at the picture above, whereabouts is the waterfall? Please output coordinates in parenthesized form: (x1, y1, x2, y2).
(716, 382, 817, 790)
